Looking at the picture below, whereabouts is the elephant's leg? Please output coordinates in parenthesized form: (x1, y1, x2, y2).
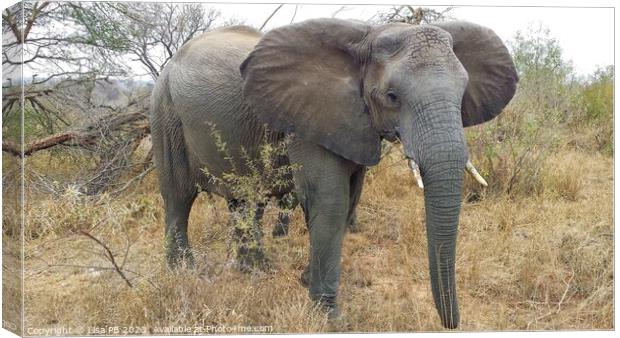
(155, 130, 198, 269)
(272, 195, 299, 237)
(151, 95, 200, 269)
(288, 140, 359, 317)
(346, 167, 366, 233)
(297, 168, 361, 287)
(163, 192, 197, 269)
(227, 199, 269, 271)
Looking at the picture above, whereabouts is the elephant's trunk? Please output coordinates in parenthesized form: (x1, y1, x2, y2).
(400, 96, 467, 329)
(421, 151, 465, 329)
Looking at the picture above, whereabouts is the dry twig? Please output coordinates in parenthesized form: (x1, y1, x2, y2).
(78, 229, 133, 288)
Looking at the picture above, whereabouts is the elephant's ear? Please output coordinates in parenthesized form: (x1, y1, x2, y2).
(434, 21, 518, 127)
(240, 19, 381, 166)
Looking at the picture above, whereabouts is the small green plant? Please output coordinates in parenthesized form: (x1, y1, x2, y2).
(201, 124, 300, 271)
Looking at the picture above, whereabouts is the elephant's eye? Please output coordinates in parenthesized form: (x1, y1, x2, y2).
(386, 91, 399, 104)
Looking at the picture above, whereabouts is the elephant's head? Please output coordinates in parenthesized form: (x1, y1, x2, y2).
(240, 18, 517, 328)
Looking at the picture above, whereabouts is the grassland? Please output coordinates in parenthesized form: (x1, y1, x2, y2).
(4, 116, 612, 332)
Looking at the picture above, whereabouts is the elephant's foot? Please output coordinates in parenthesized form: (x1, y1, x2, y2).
(346, 219, 361, 233)
(313, 294, 340, 320)
(236, 246, 271, 272)
(165, 233, 195, 269)
(166, 246, 195, 270)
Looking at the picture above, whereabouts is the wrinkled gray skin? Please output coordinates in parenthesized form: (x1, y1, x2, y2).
(150, 19, 517, 329)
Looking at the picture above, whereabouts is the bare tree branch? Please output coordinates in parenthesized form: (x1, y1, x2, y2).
(331, 6, 348, 18)
(370, 6, 453, 25)
(108, 165, 154, 196)
(259, 4, 284, 31)
(290, 5, 298, 24)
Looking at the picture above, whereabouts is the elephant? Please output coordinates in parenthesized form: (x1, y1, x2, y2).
(150, 18, 517, 329)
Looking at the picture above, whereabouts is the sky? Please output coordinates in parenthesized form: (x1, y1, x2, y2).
(0, 1, 614, 78)
(210, 3, 614, 76)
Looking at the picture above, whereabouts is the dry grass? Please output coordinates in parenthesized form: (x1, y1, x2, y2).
(2, 155, 23, 335)
(7, 141, 613, 334)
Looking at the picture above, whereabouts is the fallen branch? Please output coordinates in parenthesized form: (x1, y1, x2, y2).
(2, 109, 149, 157)
(3, 132, 90, 156)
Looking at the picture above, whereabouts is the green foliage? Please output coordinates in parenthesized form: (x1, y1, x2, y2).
(2, 107, 21, 143)
(67, 2, 218, 78)
(508, 25, 576, 123)
(201, 125, 299, 271)
(575, 65, 613, 123)
(3, 104, 66, 143)
(202, 125, 299, 207)
(509, 24, 573, 80)
(69, 2, 132, 51)
(570, 65, 614, 155)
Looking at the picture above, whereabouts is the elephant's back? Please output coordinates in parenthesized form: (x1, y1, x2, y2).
(162, 25, 270, 192)
(166, 25, 261, 114)
(173, 26, 261, 64)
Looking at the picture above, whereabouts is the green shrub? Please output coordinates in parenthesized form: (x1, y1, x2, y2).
(576, 66, 613, 123)
(569, 66, 614, 155)
(201, 126, 299, 271)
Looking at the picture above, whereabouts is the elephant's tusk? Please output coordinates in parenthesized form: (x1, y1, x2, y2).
(466, 160, 488, 187)
(407, 159, 424, 189)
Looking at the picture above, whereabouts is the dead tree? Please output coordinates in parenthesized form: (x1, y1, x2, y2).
(369, 6, 453, 25)
(2, 2, 220, 195)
